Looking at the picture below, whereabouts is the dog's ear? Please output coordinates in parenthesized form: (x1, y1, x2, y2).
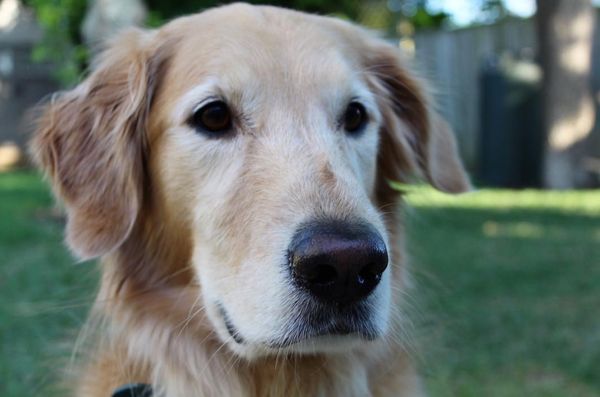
(363, 42, 471, 198)
(30, 29, 164, 260)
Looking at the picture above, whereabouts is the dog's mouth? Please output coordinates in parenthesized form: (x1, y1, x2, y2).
(217, 303, 245, 344)
(217, 300, 380, 350)
(265, 320, 379, 349)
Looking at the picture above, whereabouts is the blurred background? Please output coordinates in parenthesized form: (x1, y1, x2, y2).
(1, 1, 599, 396)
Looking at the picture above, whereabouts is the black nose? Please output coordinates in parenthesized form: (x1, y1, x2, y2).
(288, 220, 388, 305)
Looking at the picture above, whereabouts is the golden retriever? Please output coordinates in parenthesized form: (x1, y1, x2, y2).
(31, 3, 469, 396)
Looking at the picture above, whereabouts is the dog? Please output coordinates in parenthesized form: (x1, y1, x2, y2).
(30, 3, 469, 396)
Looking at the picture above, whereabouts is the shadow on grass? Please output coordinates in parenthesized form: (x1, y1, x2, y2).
(406, 205, 600, 397)
(1, 171, 97, 397)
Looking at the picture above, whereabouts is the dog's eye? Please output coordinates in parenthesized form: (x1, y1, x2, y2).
(189, 100, 232, 135)
(343, 102, 368, 134)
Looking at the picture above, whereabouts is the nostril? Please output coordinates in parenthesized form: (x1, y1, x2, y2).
(357, 263, 382, 285)
(302, 264, 337, 286)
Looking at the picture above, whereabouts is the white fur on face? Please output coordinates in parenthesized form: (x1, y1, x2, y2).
(158, 43, 391, 358)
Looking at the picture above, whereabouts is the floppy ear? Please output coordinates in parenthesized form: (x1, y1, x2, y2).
(364, 42, 471, 199)
(30, 29, 162, 260)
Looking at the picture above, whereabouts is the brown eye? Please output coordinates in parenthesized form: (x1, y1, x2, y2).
(343, 102, 368, 134)
(189, 100, 232, 135)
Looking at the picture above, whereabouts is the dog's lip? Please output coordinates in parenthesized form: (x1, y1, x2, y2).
(265, 306, 380, 349)
(217, 302, 245, 344)
(265, 328, 378, 349)
(216, 300, 379, 350)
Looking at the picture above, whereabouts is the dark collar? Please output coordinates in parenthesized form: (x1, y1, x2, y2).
(112, 384, 153, 397)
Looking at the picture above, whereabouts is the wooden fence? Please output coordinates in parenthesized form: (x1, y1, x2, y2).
(413, 12, 600, 169)
(2, 8, 599, 172)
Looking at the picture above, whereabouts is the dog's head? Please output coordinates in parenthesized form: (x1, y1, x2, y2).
(31, 4, 469, 358)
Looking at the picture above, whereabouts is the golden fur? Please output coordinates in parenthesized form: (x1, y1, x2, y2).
(31, 4, 469, 396)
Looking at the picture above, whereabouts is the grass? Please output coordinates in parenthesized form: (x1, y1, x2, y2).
(0, 171, 97, 397)
(1, 171, 599, 396)
(405, 188, 600, 396)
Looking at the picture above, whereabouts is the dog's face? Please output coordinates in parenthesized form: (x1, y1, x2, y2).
(32, 4, 469, 358)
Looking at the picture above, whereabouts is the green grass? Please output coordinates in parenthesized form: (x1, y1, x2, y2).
(0, 172, 97, 397)
(1, 172, 599, 396)
(405, 188, 600, 397)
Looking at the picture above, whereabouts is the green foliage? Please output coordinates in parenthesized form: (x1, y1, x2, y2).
(410, 6, 449, 29)
(22, 0, 448, 86)
(24, 0, 88, 85)
(144, 0, 362, 21)
(24, 0, 522, 86)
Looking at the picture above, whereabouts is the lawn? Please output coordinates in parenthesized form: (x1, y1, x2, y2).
(1, 171, 599, 396)
(0, 171, 97, 397)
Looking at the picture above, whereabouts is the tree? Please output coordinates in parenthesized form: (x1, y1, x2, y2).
(23, 0, 88, 83)
(144, 0, 363, 22)
(25, 0, 450, 85)
(536, 0, 598, 188)
(24, 0, 367, 85)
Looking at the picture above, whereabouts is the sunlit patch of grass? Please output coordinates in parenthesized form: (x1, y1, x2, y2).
(480, 220, 545, 239)
(401, 183, 600, 215)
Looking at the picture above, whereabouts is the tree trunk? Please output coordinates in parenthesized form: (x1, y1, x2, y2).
(536, 0, 597, 188)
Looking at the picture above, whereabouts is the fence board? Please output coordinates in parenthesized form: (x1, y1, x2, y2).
(414, 17, 540, 168)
